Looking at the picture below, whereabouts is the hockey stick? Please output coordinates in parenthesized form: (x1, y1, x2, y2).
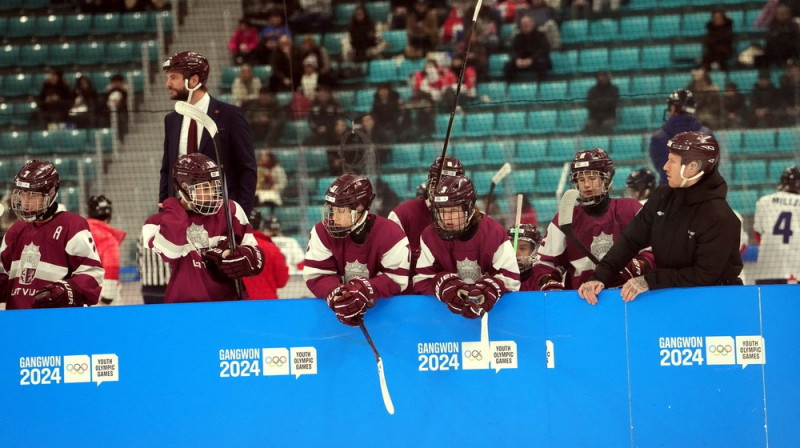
(512, 193, 523, 251)
(360, 322, 395, 415)
(435, 0, 484, 189)
(174, 100, 244, 300)
(484, 162, 512, 212)
(558, 189, 601, 265)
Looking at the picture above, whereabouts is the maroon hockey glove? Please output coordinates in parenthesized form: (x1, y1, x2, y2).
(33, 281, 79, 308)
(433, 272, 470, 316)
(330, 277, 376, 326)
(462, 275, 504, 317)
(218, 246, 264, 279)
(326, 284, 348, 310)
(620, 257, 651, 282)
(539, 275, 564, 291)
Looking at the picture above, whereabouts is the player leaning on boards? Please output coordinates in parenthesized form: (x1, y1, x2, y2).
(413, 175, 520, 319)
(304, 174, 410, 326)
(508, 223, 543, 292)
(144, 154, 264, 303)
(752, 165, 800, 284)
(579, 132, 743, 305)
(0, 160, 103, 309)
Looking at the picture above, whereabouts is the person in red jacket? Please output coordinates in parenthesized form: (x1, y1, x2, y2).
(86, 195, 126, 305)
(243, 209, 289, 299)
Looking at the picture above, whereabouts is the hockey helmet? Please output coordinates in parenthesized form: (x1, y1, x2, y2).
(431, 175, 477, 240)
(11, 159, 60, 222)
(322, 173, 374, 238)
(570, 148, 615, 206)
(172, 153, 223, 216)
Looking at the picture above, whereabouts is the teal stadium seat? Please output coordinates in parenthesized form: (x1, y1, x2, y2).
(500, 23, 516, 43)
(368, 59, 401, 83)
(322, 32, 344, 57)
(452, 141, 485, 167)
(92, 13, 121, 35)
(681, 12, 709, 38)
(548, 137, 578, 162)
(533, 197, 558, 225)
(610, 134, 645, 161)
(727, 189, 758, 215)
(3, 73, 34, 98)
(578, 48, 608, 74)
(364, 1, 391, 22)
(716, 129, 744, 156)
(662, 72, 690, 93)
(305, 148, 330, 172)
(355, 88, 376, 113)
(613, 166, 634, 192)
(617, 105, 655, 131)
(140, 39, 159, 62)
(641, 44, 672, 70)
(6, 15, 35, 38)
(558, 108, 588, 133)
(728, 70, 758, 93)
(54, 157, 97, 183)
(382, 30, 407, 55)
(106, 41, 137, 64)
(610, 47, 640, 72)
(48, 42, 78, 67)
(63, 14, 92, 37)
(11, 101, 37, 126)
(627, 0, 657, 10)
(0, 103, 12, 126)
(462, 112, 495, 138)
(533, 167, 565, 194)
(538, 80, 568, 104)
(566, 77, 594, 102)
(477, 82, 507, 105)
(421, 142, 443, 163)
(618, 16, 649, 41)
(271, 149, 299, 173)
(280, 121, 311, 145)
(733, 160, 768, 186)
(293, 33, 320, 47)
(588, 19, 618, 43)
(121, 11, 150, 34)
(489, 53, 510, 78)
(508, 82, 539, 104)
(35, 14, 64, 37)
(561, 20, 588, 45)
(434, 113, 464, 139)
(152, 11, 174, 33)
(398, 58, 425, 80)
(777, 128, 799, 154)
(384, 143, 422, 171)
(22, 0, 50, 8)
(527, 110, 557, 134)
(650, 15, 681, 40)
(334, 3, 358, 27)
(31, 130, 58, 155)
(0, 131, 31, 154)
(221, 66, 240, 90)
(0, 17, 6, 38)
(672, 43, 702, 66)
(512, 168, 537, 194)
(380, 173, 409, 195)
(728, 10, 746, 33)
(768, 159, 791, 181)
(580, 135, 611, 152)
(59, 130, 90, 154)
(91, 128, 114, 153)
(78, 42, 106, 65)
(742, 129, 776, 155)
(19, 44, 48, 67)
(315, 175, 339, 196)
(253, 65, 273, 81)
(630, 74, 663, 100)
(516, 139, 548, 164)
(0, 0, 22, 11)
(336, 90, 356, 111)
(470, 170, 496, 193)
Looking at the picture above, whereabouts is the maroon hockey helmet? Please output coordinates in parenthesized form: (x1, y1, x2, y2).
(172, 153, 223, 215)
(11, 159, 60, 222)
(666, 131, 720, 172)
(431, 175, 477, 240)
(162, 51, 210, 86)
(322, 173, 375, 238)
(779, 166, 800, 193)
(507, 223, 542, 273)
(571, 148, 615, 206)
(427, 156, 465, 199)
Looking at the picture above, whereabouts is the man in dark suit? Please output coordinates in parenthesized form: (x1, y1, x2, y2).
(160, 51, 257, 215)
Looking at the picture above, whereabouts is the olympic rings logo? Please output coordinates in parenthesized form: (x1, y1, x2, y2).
(265, 356, 287, 367)
(708, 345, 733, 356)
(464, 350, 483, 361)
(66, 363, 89, 374)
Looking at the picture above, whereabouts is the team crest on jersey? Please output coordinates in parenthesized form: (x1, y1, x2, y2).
(591, 232, 614, 261)
(186, 223, 209, 253)
(19, 243, 41, 285)
(456, 258, 481, 284)
(344, 260, 369, 283)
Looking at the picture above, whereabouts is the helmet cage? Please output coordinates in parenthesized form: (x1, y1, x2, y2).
(321, 174, 374, 238)
(508, 224, 542, 273)
(322, 203, 366, 238)
(11, 189, 57, 222)
(430, 176, 477, 240)
(183, 180, 223, 215)
(172, 154, 223, 216)
(571, 148, 614, 206)
(11, 160, 60, 222)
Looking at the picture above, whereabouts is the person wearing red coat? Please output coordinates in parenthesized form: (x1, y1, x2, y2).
(86, 195, 126, 305)
(243, 210, 289, 299)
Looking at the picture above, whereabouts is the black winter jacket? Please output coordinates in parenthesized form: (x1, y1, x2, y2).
(592, 169, 743, 289)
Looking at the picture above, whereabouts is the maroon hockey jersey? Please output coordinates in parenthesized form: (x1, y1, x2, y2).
(413, 214, 520, 294)
(532, 198, 654, 290)
(1, 211, 103, 309)
(143, 197, 257, 303)
(303, 214, 410, 299)
(388, 197, 431, 254)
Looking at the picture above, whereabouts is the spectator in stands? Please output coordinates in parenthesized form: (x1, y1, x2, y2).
(299, 35, 334, 80)
(504, 15, 552, 83)
(69, 75, 99, 130)
(441, 1, 468, 45)
(265, 215, 305, 275)
(255, 8, 292, 65)
(390, 0, 413, 29)
(592, 0, 620, 17)
(750, 69, 782, 128)
(243, 86, 287, 147)
(467, 2, 502, 52)
(495, 0, 530, 24)
(411, 59, 456, 106)
(358, 113, 395, 148)
(255, 150, 287, 212)
(305, 85, 343, 148)
(686, 68, 722, 129)
(519, 0, 561, 50)
(268, 35, 302, 93)
(299, 55, 322, 99)
(761, 4, 800, 68)
(579, 132, 743, 305)
(403, 91, 435, 141)
(649, 89, 711, 185)
(583, 71, 619, 134)
(288, 0, 333, 34)
(442, 55, 477, 108)
(242, 209, 290, 299)
(566, 0, 590, 20)
(38, 68, 73, 129)
(721, 81, 747, 129)
(228, 18, 260, 65)
(701, 8, 734, 72)
(371, 83, 406, 143)
(231, 64, 262, 107)
(779, 59, 800, 125)
(104, 74, 130, 143)
(405, 0, 440, 59)
(346, 3, 381, 63)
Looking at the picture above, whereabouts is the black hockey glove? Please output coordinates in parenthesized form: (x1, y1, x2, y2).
(433, 272, 470, 316)
(33, 281, 79, 308)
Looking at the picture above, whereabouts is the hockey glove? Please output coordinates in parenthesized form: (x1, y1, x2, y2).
(33, 281, 79, 308)
(0, 273, 8, 303)
(539, 274, 564, 291)
(620, 257, 651, 282)
(433, 272, 470, 316)
(205, 244, 265, 279)
(462, 275, 504, 317)
(330, 277, 376, 326)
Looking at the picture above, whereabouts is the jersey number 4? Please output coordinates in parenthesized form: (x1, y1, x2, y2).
(773, 212, 794, 244)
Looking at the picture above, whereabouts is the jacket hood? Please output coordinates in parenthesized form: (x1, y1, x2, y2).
(662, 113, 705, 137)
(87, 218, 127, 243)
(684, 169, 728, 205)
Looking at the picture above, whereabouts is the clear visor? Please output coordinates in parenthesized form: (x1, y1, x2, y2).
(187, 180, 223, 215)
(322, 204, 361, 238)
(11, 188, 54, 222)
(571, 170, 610, 205)
(515, 240, 538, 273)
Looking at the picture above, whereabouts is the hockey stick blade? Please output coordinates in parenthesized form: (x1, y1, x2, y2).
(491, 162, 512, 185)
(360, 322, 395, 415)
(558, 189, 580, 227)
(174, 101, 218, 137)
